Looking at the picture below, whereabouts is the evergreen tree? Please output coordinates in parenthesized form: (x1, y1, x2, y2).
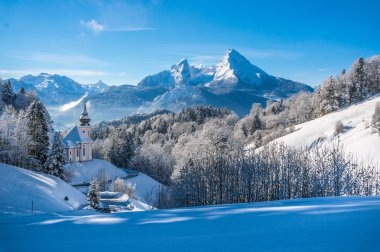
(45, 132, 66, 180)
(249, 113, 263, 135)
(1, 80, 15, 106)
(87, 177, 100, 210)
(26, 101, 50, 168)
(19, 86, 26, 95)
(349, 57, 367, 103)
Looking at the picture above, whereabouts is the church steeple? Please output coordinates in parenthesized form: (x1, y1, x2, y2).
(79, 103, 91, 126)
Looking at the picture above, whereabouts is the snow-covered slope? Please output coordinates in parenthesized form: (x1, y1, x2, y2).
(206, 49, 312, 96)
(64, 159, 127, 185)
(123, 173, 162, 204)
(0, 163, 86, 215)
(260, 95, 380, 164)
(137, 85, 210, 113)
(16, 73, 86, 104)
(81, 80, 108, 94)
(1, 196, 379, 251)
(206, 49, 267, 92)
(138, 59, 215, 87)
(136, 49, 312, 115)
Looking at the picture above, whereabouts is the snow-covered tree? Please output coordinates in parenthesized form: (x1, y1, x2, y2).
(349, 57, 367, 103)
(96, 168, 109, 191)
(1, 80, 15, 106)
(26, 101, 50, 168)
(111, 178, 137, 199)
(44, 132, 66, 180)
(87, 177, 100, 210)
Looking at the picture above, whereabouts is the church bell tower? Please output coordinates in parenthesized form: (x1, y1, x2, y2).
(79, 103, 91, 138)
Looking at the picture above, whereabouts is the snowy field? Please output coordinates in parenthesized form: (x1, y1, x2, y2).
(249, 95, 380, 164)
(1, 197, 379, 252)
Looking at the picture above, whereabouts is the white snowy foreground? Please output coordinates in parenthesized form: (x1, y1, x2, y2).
(248, 95, 380, 164)
(0, 163, 86, 214)
(1, 197, 379, 252)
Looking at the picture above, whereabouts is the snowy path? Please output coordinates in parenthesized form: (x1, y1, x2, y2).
(1, 197, 379, 251)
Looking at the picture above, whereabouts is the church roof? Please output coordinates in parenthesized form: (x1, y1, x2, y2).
(62, 126, 93, 148)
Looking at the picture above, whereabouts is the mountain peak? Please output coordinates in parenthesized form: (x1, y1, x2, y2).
(39, 72, 51, 77)
(177, 58, 189, 66)
(213, 49, 267, 83)
(95, 80, 107, 86)
(171, 58, 190, 85)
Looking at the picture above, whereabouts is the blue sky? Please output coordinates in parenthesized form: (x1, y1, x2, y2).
(0, 0, 379, 86)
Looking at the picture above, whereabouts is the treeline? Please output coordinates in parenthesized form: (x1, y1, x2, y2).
(171, 142, 379, 208)
(0, 80, 67, 180)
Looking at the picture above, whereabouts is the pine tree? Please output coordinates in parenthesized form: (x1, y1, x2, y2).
(349, 57, 367, 103)
(26, 101, 50, 168)
(249, 113, 263, 135)
(45, 132, 66, 180)
(1, 80, 15, 106)
(19, 86, 25, 95)
(87, 177, 100, 210)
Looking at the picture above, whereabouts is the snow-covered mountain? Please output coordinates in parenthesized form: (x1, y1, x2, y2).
(139, 49, 311, 95)
(138, 59, 215, 87)
(81, 80, 109, 94)
(137, 49, 312, 115)
(8, 73, 86, 105)
(4, 49, 312, 126)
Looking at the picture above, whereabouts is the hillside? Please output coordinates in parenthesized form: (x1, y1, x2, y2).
(0, 163, 86, 215)
(261, 95, 380, 164)
(1, 196, 379, 251)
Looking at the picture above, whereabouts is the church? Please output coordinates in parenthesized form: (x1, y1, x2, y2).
(62, 104, 93, 162)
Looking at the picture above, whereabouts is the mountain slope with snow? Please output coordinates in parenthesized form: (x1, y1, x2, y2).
(1, 196, 379, 251)
(0, 163, 86, 215)
(81, 80, 109, 94)
(9, 73, 86, 105)
(137, 49, 312, 115)
(4, 49, 312, 125)
(261, 95, 380, 164)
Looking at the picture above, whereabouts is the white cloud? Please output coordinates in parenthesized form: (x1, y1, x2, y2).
(80, 19, 105, 34)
